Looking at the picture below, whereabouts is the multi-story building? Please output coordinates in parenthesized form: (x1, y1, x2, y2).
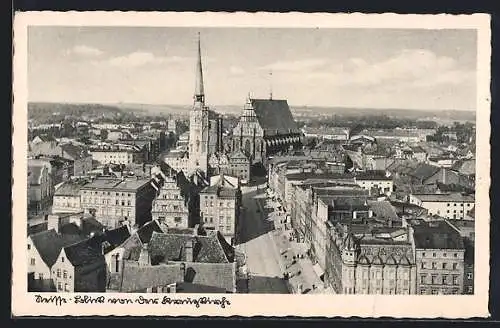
(409, 220, 465, 295)
(79, 177, 157, 229)
(28, 161, 52, 215)
(324, 223, 416, 295)
(161, 150, 190, 175)
(199, 176, 241, 245)
(151, 172, 192, 229)
(208, 150, 251, 183)
(90, 148, 138, 166)
(409, 193, 475, 220)
(52, 179, 89, 214)
(354, 170, 394, 196)
(51, 238, 107, 292)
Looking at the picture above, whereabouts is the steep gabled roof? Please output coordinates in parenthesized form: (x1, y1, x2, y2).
(30, 229, 85, 267)
(148, 231, 233, 264)
(250, 99, 299, 136)
(119, 262, 183, 292)
(63, 239, 105, 267)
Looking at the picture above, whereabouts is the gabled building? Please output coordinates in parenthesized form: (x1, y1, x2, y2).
(51, 238, 107, 292)
(199, 175, 241, 245)
(52, 179, 89, 214)
(107, 229, 237, 293)
(232, 97, 302, 166)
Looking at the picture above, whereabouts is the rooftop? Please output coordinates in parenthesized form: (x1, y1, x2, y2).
(81, 177, 150, 191)
(412, 192, 475, 203)
(29, 229, 86, 267)
(250, 99, 299, 136)
(54, 180, 89, 196)
(412, 221, 465, 250)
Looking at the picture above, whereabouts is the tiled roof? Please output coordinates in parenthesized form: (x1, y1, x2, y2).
(80, 217, 105, 236)
(355, 170, 392, 181)
(412, 221, 465, 250)
(137, 220, 164, 244)
(30, 229, 85, 267)
(451, 159, 476, 176)
(27, 222, 48, 235)
(200, 185, 238, 199)
(148, 231, 233, 264)
(64, 238, 105, 267)
(104, 226, 131, 251)
(181, 262, 235, 292)
(367, 200, 399, 221)
(410, 163, 440, 180)
(251, 99, 299, 135)
(412, 192, 475, 203)
(119, 261, 184, 292)
(54, 180, 88, 196)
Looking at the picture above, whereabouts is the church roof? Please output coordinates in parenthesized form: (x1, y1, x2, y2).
(250, 99, 299, 136)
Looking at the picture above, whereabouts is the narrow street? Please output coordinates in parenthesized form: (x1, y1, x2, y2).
(236, 184, 290, 294)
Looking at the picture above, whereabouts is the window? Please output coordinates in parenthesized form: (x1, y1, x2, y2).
(57, 282, 62, 291)
(57, 269, 61, 278)
(128, 200, 131, 206)
(468, 286, 473, 293)
(30, 258, 35, 266)
(454, 253, 458, 257)
(27, 244, 31, 250)
(442, 275, 447, 284)
(442, 262, 447, 269)
(422, 252, 426, 257)
(116, 200, 119, 205)
(452, 275, 459, 285)
(443, 253, 447, 257)
(431, 289, 439, 295)
(420, 262, 425, 269)
(420, 288, 426, 295)
(61, 257, 64, 263)
(432, 262, 437, 269)
(453, 263, 458, 270)
(432, 253, 436, 257)
(467, 272, 473, 280)
(431, 275, 437, 284)
(226, 225, 232, 232)
(174, 217, 182, 223)
(38, 273, 44, 280)
(420, 275, 426, 284)
(64, 283, 69, 292)
(63, 270, 67, 279)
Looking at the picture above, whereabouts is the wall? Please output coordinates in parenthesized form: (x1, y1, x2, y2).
(27, 237, 52, 280)
(415, 249, 465, 295)
(52, 195, 82, 213)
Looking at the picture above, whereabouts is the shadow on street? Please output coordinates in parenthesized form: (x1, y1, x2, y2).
(237, 188, 275, 244)
(248, 275, 290, 294)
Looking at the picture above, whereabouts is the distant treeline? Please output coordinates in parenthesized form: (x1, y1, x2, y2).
(297, 115, 440, 131)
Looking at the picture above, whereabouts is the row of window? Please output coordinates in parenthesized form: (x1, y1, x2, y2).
(203, 216, 233, 225)
(420, 261, 459, 270)
(82, 191, 134, 197)
(422, 252, 459, 258)
(447, 203, 473, 207)
(419, 288, 460, 295)
(202, 201, 235, 208)
(420, 274, 460, 285)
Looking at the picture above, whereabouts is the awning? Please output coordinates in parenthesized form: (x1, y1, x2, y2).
(313, 263, 325, 278)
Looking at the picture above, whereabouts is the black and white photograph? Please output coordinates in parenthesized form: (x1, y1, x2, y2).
(12, 12, 491, 318)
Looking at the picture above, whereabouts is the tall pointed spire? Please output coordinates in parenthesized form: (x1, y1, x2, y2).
(194, 32, 205, 106)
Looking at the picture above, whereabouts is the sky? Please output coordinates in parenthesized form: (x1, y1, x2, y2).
(28, 27, 477, 110)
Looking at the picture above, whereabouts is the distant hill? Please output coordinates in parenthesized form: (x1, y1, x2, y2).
(28, 101, 476, 124)
(28, 102, 126, 122)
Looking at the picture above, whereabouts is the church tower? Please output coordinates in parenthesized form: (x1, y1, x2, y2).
(189, 33, 210, 175)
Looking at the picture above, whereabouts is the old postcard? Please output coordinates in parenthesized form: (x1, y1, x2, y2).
(12, 12, 491, 318)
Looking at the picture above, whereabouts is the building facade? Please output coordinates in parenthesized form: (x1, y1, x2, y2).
(151, 175, 191, 229)
(409, 193, 475, 220)
(199, 179, 241, 245)
(79, 177, 157, 229)
(411, 220, 465, 295)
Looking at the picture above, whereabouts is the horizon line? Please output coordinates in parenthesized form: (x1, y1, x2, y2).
(27, 100, 476, 112)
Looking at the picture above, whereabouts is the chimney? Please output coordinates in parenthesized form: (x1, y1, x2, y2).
(185, 239, 194, 262)
(47, 215, 61, 233)
(442, 168, 447, 184)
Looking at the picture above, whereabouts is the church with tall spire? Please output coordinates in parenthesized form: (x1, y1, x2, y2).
(188, 33, 223, 176)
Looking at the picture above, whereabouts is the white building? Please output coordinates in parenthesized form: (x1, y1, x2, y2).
(409, 193, 475, 220)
